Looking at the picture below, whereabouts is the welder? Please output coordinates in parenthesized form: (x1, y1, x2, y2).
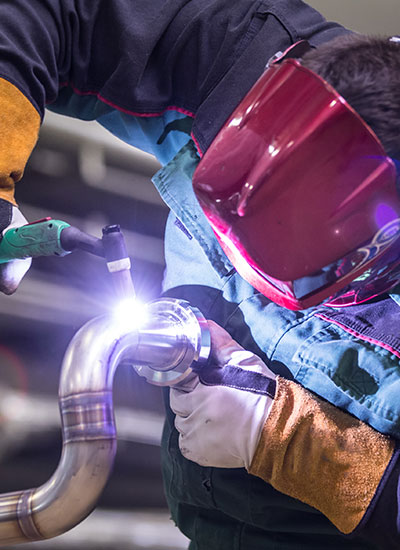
(0, 1, 399, 549)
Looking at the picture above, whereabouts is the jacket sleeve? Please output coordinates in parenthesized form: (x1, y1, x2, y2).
(0, 0, 246, 200)
(0, 0, 351, 201)
(0, 0, 182, 202)
(0, 0, 66, 203)
(248, 376, 400, 547)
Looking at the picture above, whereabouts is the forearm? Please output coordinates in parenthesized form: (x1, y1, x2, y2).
(0, 1, 68, 202)
(249, 376, 397, 543)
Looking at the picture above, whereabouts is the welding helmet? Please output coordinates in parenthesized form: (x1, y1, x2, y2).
(192, 42, 400, 311)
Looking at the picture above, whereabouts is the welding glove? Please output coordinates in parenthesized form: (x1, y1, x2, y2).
(170, 320, 399, 541)
(171, 320, 276, 468)
(0, 199, 31, 294)
(0, 77, 41, 293)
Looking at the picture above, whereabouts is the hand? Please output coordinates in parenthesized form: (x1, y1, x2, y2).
(170, 321, 276, 469)
(0, 199, 31, 294)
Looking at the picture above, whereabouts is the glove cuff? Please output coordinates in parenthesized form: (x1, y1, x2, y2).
(0, 78, 40, 204)
(249, 376, 395, 534)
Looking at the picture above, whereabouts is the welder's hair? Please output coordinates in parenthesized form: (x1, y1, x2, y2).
(301, 34, 400, 158)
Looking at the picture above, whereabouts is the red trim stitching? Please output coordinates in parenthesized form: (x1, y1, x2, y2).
(190, 131, 204, 157)
(58, 81, 195, 118)
(316, 312, 400, 359)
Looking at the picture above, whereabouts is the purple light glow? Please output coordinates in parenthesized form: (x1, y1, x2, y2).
(375, 203, 399, 230)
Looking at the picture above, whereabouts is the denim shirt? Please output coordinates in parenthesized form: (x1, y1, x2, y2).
(152, 144, 396, 550)
(156, 141, 400, 440)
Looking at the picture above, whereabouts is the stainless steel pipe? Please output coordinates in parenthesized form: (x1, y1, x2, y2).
(0, 298, 210, 546)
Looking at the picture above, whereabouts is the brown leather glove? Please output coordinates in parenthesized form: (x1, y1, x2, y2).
(0, 77, 40, 293)
(249, 376, 395, 535)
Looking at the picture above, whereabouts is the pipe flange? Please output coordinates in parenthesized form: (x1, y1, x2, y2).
(133, 298, 210, 387)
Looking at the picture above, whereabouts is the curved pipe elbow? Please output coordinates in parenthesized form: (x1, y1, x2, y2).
(0, 298, 210, 547)
(0, 314, 136, 545)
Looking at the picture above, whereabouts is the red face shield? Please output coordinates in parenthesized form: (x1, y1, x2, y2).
(192, 57, 400, 310)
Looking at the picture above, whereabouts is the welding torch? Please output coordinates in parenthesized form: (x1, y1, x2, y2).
(0, 218, 135, 299)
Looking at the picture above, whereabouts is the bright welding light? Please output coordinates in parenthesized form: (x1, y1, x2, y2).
(112, 297, 148, 331)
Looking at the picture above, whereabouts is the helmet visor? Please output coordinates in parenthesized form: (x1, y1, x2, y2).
(193, 59, 399, 310)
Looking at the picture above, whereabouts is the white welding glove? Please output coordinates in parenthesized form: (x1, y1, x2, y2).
(170, 320, 276, 469)
(0, 199, 31, 294)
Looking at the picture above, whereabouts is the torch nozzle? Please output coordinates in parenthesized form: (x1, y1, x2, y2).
(102, 224, 136, 300)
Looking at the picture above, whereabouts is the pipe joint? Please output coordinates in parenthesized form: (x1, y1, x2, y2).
(0, 297, 210, 546)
